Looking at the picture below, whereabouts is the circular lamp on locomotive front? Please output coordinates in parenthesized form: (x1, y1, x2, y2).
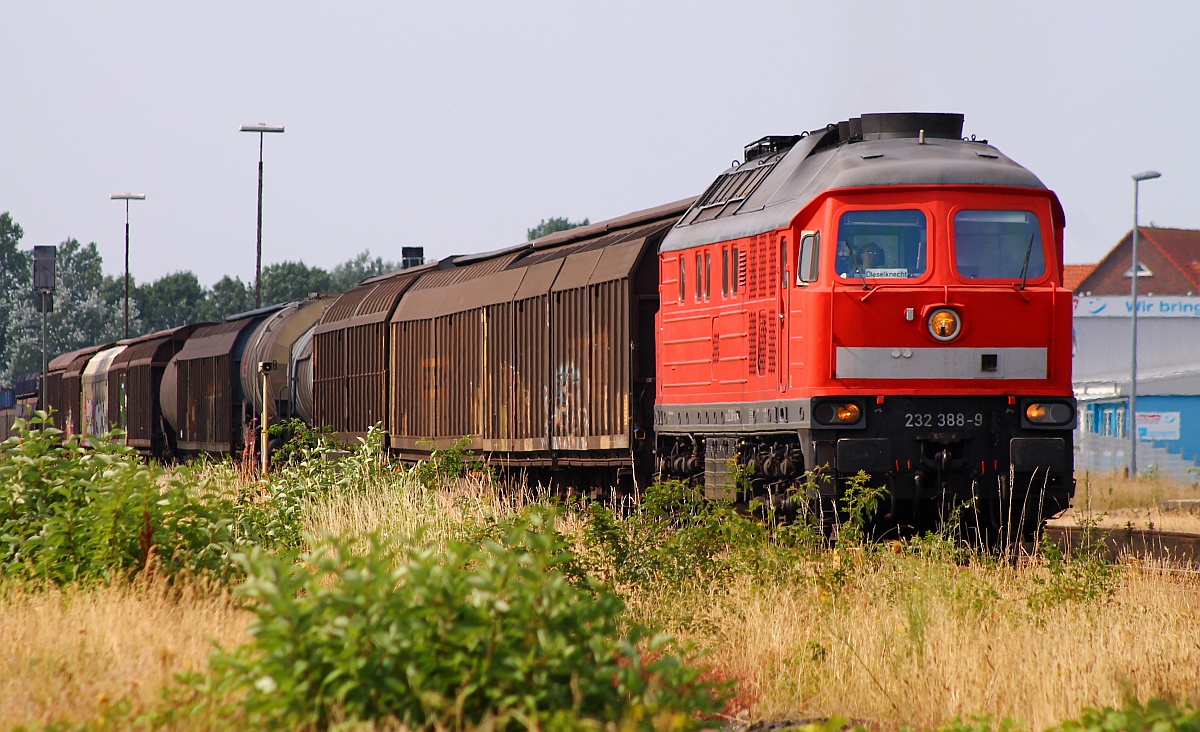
(1025, 402, 1074, 425)
(928, 308, 962, 342)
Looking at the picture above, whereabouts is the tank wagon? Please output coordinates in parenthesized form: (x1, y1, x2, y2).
(655, 112, 1075, 539)
(239, 292, 340, 424)
(163, 295, 338, 457)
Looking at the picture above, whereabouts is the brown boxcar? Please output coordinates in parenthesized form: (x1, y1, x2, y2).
(105, 325, 200, 458)
(388, 199, 691, 485)
(163, 308, 281, 454)
(312, 263, 440, 443)
(45, 344, 111, 436)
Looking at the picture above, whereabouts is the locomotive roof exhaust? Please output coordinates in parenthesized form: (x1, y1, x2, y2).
(828, 112, 964, 146)
(745, 113, 966, 162)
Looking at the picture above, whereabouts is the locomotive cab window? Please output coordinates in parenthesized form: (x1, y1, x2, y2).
(953, 210, 1045, 280)
(695, 252, 703, 301)
(798, 231, 820, 283)
(678, 255, 686, 302)
(835, 210, 927, 279)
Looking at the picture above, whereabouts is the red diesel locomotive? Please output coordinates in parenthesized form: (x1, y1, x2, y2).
(654, 112, 1075, 539)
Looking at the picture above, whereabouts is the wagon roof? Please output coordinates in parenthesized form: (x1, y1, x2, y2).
(49, 343, 112, 373)
(389, 199, 692, 322)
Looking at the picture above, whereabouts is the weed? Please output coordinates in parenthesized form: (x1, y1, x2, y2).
(414, 436, 480, 489)
(0, 414, 239, 585)
(265, 418, 339, 466)
(839, 471, 888, 546)
(1028, 516, 1118, 612)
(1048, 697, 1200, 732)
(185, 507, 726, 730)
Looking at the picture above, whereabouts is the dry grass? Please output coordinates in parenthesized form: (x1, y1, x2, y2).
(303, 471, 535, 540)
(1051, 470, 1200, 531)
(6, 462, 1200, 730)
(636, 554, 1200, 731)
(0, 577, 245, 729)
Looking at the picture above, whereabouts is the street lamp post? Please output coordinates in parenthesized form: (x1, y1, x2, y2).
(239, 123, 285, 309)
(1129, 170, 1162, 478)
(110, 193, 146, 339)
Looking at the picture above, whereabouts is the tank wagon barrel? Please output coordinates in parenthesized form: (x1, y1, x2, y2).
(238, 292, 340, 424)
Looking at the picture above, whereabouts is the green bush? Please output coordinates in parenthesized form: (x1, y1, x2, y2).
(191, 507, 725, 729)
(1028, 520, 1119, 612)
(0, 414, 237, 584)
(1050, 698, 1200, 732)
(413, 435, 481, 488)
(265, 417, 338, 466)
(580, 478, 773, 588)
(913, 697, 1200, 732)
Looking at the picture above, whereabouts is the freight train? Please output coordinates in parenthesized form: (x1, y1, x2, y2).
(20, 112, 1074, 541)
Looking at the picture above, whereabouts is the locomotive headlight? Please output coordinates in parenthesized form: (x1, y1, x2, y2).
(837, 403, 862, 422)
(928, 308, 962, 341)
(814, 401, 863, 425)
(1025, 402, 1073, 425)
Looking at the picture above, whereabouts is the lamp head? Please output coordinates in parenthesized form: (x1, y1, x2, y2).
(1132, 170, 1162, 182)
(110, 193, 146, 200)
(240, 124, 285, 133)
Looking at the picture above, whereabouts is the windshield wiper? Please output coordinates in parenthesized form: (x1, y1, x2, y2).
(1017, 231, 1037, 290)
(850, 250, 871, 291)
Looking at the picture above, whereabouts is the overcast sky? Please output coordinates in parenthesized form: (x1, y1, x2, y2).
(3, 2, 1197, 287)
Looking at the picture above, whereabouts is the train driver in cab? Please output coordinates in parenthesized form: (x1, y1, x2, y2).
(836, 241, 885, 277)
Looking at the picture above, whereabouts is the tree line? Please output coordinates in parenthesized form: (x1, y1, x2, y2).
(0, 212, 400, 387)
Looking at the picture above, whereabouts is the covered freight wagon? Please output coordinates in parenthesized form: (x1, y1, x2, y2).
(105, 325, 200, 457)
(162, 306, 281, 454)
(81, 345, 128, 437)
(312, 262, 440, 442)
(388, 199, 692, 486)
(45, 344, 112, 436)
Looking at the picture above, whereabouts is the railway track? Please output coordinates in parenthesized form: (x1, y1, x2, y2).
(1042, 524, 1200, 566)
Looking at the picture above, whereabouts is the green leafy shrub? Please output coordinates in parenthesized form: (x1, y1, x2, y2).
(264, 417, 338, 466)
(0, 414, 237, 584)
(1050, 698, 1200, 732)
(838, 470, 887, 546)
(1028, 519, 1119, 612)
(190, 507, 725, 729)
(413, 435, 480, 488)
(918, 697, 1200, 732)
(580, 479, 770, 588)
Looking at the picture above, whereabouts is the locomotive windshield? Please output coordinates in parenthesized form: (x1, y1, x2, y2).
(835, 210, 928, 279)
(953, 210, 1045, 280)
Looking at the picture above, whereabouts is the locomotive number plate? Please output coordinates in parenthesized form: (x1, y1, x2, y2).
(904, 412, 984, 428)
